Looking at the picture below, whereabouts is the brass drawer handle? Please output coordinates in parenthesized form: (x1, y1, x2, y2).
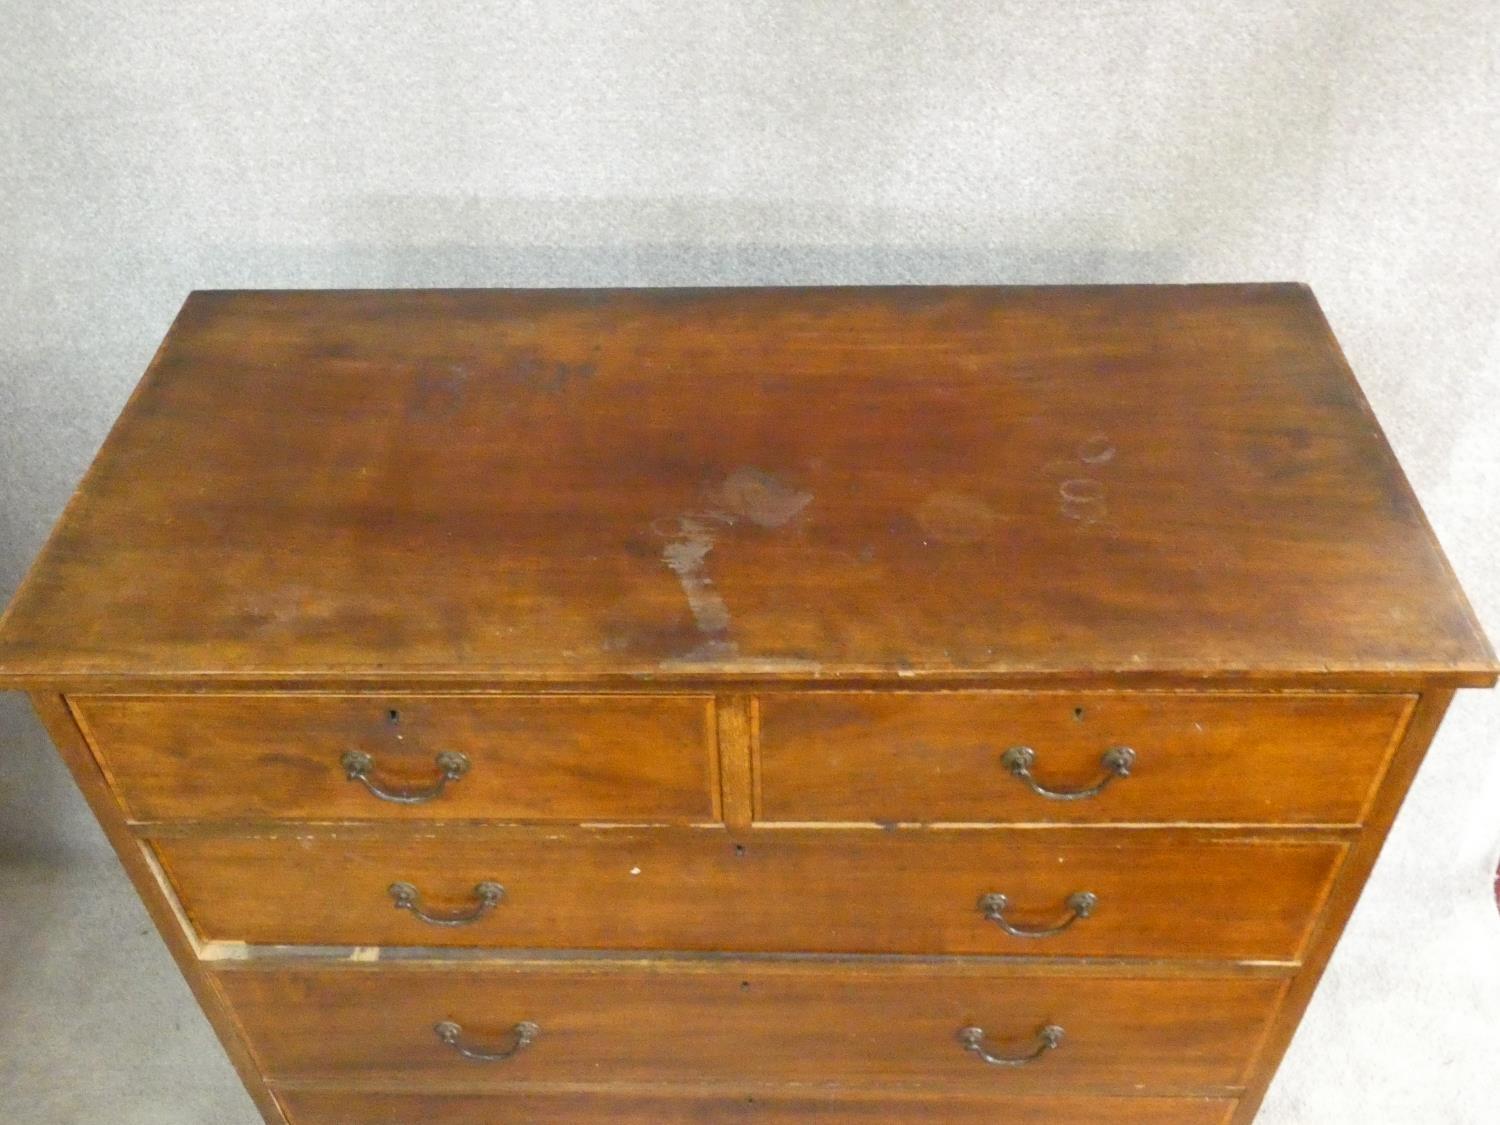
(958, 1023, 1064, 1067)
(434, 1019, 539, 1062)
(390, 881, 505, 926)
(979, 891, 1096, 938)
(1000, 745, 1134, 800)
(341, 749, 470, 804)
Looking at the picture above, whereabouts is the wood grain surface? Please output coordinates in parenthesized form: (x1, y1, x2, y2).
(72, 693, 717, 822)
(2, 288, 1492, 1125)
(756, 691, 1412, 824)
(0, 286, 1491, 687)
(274, 1088, 1238, 1124)
(216, 960, 1284, 1094)
(154, 827, 1344, 960)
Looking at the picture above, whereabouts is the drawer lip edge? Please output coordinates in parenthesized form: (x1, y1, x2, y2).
(203, 952, 1302, 977)
(53, 685, 1444, 715)
(265, 1075, 1252, 1097)
(21, 671, 1486, 691)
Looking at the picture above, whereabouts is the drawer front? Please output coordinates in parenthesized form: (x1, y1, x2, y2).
(756, 692, 1413, 825)
(157, 829, 1343, 960)
(72, 694, 717, 822)
(276, 1088, 1238, 1124)
(220, 963, 1282, 1093)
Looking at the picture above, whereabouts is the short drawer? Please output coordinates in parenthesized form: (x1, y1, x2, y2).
(156, 828, 1343, 960)
(72, 693, 717, 822)
(755, 692, 1413, 825)
(276, 1088, 1238, 1124)
(219, 962, 1282, 1094)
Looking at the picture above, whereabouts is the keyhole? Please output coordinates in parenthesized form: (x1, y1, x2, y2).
(387, 709, 401, 725)
(1072, 707, 1086, 721)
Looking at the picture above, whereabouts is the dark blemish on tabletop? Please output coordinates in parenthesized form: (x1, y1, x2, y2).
(506, 348, 596, 394)
(410, 364, 470, 419)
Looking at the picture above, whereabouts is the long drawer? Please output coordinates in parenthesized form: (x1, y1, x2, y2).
(217, 962, 1284, 1094)
(156, 828, 1343, 960)
(275, 1089, 1239, 1124)
(756, 692, 1413, 824)
(72, 693, 718, 822)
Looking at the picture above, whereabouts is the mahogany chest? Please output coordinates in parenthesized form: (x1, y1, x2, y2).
(0, 285, 1493, 1123)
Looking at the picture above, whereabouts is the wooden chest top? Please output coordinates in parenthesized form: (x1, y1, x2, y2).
(0, 284, 1491, 687)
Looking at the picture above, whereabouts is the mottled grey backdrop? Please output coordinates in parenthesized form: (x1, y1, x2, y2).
(1, 2, 1496, 1121)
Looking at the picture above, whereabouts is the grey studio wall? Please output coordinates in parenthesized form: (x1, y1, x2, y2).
(2, 3, 1497, 1122)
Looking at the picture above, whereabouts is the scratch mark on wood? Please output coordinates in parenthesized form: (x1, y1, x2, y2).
(660, 653, 824, 671)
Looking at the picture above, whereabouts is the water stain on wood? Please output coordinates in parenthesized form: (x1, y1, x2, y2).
(1046, 434, 1117, 527)
(707, 467, 815, 530)
(1077, 434, 1117, 465)
(661, 515, 736, 645)
(656, 468, 812, 661)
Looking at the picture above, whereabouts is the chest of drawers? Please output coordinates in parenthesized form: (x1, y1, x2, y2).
(0, 285, 1493, 1124)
